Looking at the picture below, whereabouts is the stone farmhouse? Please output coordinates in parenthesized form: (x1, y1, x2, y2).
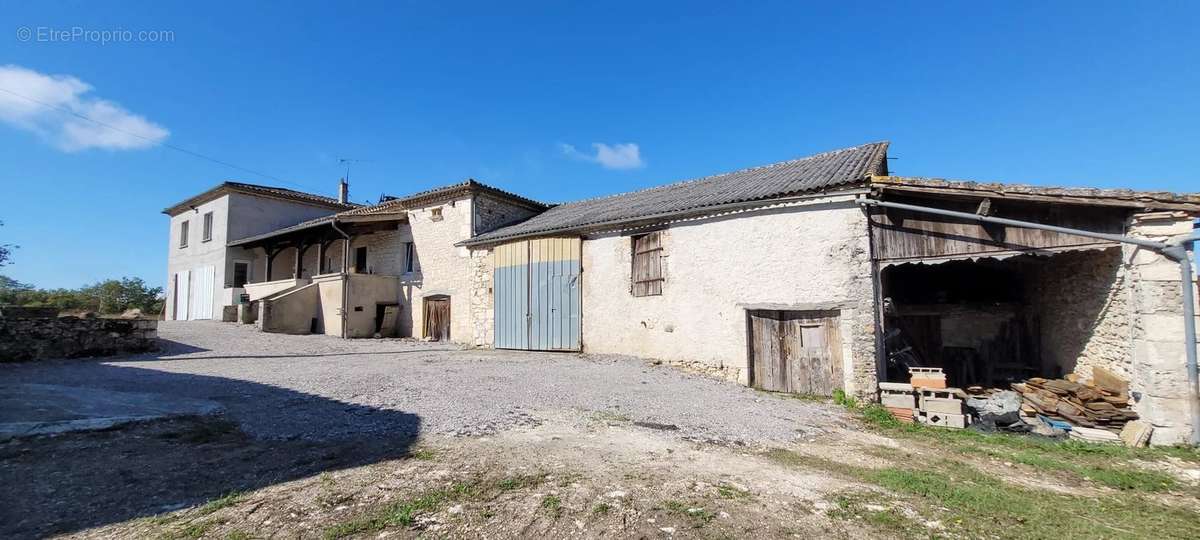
(164, 142, 1200, 444)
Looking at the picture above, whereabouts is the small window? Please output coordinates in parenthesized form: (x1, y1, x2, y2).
(202, 212, 213, 242)
(430, 207, 443, 221)
(179, 220, 189, 248)
(631, 231, 664, 296)
(354, 246, 368, 273)
(403, 242, 416, 273)
(233, 262, 249, 288)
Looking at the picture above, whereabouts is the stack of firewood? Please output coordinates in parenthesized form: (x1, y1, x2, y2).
(1012, 368, 1137, 433)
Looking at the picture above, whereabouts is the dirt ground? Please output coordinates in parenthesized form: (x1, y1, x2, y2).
(3, 323, 1200, 539)
(7, 406, 1200, 539)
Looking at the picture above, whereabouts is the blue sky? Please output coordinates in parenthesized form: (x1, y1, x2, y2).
(1, 1, 1197, 290)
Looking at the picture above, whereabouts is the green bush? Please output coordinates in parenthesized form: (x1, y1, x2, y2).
(0, 275, 163, 315)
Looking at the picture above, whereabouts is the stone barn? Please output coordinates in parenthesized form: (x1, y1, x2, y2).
(461, 142, 1200, 445)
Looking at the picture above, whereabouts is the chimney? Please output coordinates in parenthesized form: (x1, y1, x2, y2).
(338, 178, 349, 204)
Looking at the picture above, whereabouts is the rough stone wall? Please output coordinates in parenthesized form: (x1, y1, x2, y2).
(1027, 248, 1131, 378)
(0, 317, 158, 362)
(1125, 211, 1198, 445)
(351, 228, 402, 276)
(579, 196, 878, 397)
(468, 249, 495, 347)
(473, 193, 541, 235)
(402, 197, 477, 343)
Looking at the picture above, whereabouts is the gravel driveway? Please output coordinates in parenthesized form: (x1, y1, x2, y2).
(0, 321, 847, 443)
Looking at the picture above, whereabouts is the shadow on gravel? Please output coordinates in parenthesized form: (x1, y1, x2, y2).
(0, 364, 421, 540)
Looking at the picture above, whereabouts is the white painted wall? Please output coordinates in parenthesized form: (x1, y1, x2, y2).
(579, 197, 877, 393)
(165, 195, 230, 320)
(165, 191, 345, 320)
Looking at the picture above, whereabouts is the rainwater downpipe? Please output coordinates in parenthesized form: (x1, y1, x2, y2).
(858, 197, 1200, 445)
(330, 219, 351, 339)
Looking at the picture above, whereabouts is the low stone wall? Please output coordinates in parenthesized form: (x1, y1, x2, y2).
(0, 317, 158, 362)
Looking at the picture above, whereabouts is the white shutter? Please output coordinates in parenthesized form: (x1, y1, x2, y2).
(178, 270, 191, 320)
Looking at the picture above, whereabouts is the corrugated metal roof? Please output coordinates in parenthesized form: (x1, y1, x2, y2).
(465, 141, 889, 245)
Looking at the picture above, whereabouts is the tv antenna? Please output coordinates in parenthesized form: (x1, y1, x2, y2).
(338, 158, 372, 182)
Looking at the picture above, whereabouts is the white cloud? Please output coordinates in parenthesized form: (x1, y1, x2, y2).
(0, 64, 168, 151)
(558, 142, 644, 170)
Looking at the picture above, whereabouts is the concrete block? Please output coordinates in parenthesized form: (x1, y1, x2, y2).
(1149, 426, 1192, 446)
(1133, 365, 1191, 399)
(1128, 248, 1165, 266)
(1133, 339, 1188, 370)
(1135, 395, 1192, 428)
(917, 411, 968, 429)
(1130, 217, 1194, 237)
(1140, 314, 1186, 342)
(1137, 260, 1187, 282)
(1133, 281, 1183, 314)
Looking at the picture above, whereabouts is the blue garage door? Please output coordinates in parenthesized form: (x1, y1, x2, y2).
(493, 238, 582, 351)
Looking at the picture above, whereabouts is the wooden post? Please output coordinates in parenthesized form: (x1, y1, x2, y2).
(265, 246, 276, 281)
(293, 243, 306, 278)
(316, 241, 328, 274)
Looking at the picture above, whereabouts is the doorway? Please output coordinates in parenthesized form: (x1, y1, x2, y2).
(423, 295, 451, 341)
(747, 309, 842, 396)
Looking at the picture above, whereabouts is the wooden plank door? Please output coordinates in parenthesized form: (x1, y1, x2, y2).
(423, 296, 451, 341)
(749, 310, 841, 396)
(750, 312, 786, 392)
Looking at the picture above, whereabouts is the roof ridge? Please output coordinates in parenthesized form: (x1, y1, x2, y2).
(338, 178, 549, 217)
(550, 141, 888, 208)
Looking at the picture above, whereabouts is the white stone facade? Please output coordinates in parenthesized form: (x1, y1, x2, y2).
(165, 192, 340, 321)
(1125, 212, 1198, 445)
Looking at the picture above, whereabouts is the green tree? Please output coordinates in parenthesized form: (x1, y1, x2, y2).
(0, 220, 16, 267)
(0, 275, 163, 315)
(79, 277, 164, 314)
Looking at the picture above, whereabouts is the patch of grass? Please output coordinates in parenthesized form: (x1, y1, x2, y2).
(832, 389, 859, 409)
(592, 410, 632, 423)
(658, 499, 716, 527)
(160, 519, 219, 540)
(769, 448, 1200, 539)
(555, 472, 583, 487)
(827, 492, 924, 536)
(224, 531, 253, 540)
(197, 491, 243, 516)
(592, 503, 612, 515)
(323, 472, 553, 539)
(323, 489, 450, 539)
(410, 448, 436, 461)
(541, 494, 562, 517)
(494, 473, 546, 492)
(845, 399, 1192, 492)
(715, 483, 751, 500)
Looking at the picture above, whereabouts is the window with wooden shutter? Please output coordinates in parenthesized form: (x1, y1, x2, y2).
(631, 231, 664, 297)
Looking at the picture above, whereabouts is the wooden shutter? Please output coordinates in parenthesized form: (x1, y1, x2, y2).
(631, 232, 664, 296)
